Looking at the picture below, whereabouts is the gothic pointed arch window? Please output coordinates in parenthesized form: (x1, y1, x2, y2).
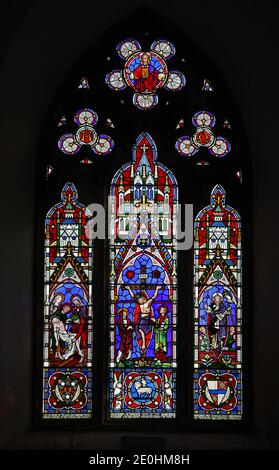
(37, 9, 250, 428)
(109, 132, 178, 418)
(193, 184, 242, 420)
(42, 182, 93, 419)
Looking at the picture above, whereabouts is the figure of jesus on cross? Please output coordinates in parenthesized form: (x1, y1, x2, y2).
(124, 282, 161, 361)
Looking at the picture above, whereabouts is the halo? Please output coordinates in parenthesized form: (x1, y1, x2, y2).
(70, 294, 83, 305)
(52, 292, 65, 303)
(117, 307, 129, 317)
(212, 292, 223, 299)
(140, 51, 151, 59)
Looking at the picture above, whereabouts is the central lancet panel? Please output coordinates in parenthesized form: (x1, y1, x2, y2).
(109, 132, 178, 418)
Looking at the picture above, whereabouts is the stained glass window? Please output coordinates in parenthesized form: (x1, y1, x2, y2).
(175, 111, 231, 159)
(193, 184, 242, 420)
(109, 132, 178, 418)
(39, 9, 249, 427)
(106, 39, 185, 110)
(42, 182, 93, 419)
(58, 108, 114, 157)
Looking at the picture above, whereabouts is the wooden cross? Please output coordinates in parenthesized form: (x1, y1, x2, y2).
(139, 265, 148, 284)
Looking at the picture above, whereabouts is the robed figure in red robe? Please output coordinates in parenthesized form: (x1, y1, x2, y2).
(126, 53, 163, 93)
(116, 308, 134, 363)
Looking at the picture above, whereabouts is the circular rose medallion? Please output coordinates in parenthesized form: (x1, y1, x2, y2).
(198, 372, 237, 411)
(175, 136, 198, 157)
(75, 125, 98, 146)
(116, 39, 141, 60)
(165, 71, 186, 91)
(58, 133, 80, 155)
(124, 51, 168, 93)
(209, 137, 231, 158)
(133, 93, 158, 110)
(192, 110, 216, 128)
(193, 127, 215, 147)
(48, 371, 87, 409)
(74, 108, 98, 126)
(150, 39, 176, 60)
(105, 70, 127, 91)
(125, 372, 161, 409)
(92, 135, 114, 155)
